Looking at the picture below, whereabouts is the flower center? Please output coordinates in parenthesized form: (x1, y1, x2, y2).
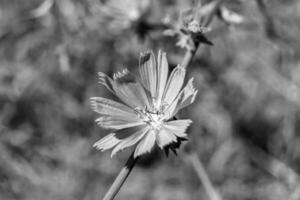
(135, 108, 164, 130)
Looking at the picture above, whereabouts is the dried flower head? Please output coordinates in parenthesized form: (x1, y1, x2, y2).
(91, 50, 197, 158)
(163, 2, 214, 50)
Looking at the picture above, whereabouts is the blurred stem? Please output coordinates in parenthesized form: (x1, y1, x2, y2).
(246, 141, 300, 189)
(103, 152, 138, 200)
(181, 0, 225, 69)
(181, 1, 224, 199)
(186, 153, 222, 200)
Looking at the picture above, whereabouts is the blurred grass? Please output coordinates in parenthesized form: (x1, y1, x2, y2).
(0, 0, 300, 199)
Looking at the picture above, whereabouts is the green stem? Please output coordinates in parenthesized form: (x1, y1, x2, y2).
(103, 153, 138, 200)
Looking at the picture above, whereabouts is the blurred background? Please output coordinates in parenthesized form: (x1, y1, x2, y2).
(1, 0, 300, 199)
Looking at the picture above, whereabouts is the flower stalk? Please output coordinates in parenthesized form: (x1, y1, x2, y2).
(103, 152, 138, 200)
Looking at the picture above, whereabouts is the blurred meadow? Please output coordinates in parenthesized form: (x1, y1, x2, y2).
(1, 0, 300, 199)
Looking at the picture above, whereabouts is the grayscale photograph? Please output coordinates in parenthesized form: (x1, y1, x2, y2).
(1, 0, 300, 200)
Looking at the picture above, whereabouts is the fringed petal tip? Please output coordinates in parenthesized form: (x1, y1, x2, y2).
(158, 49, 166, 56)
(97, 71, 105, 77)
(191, 90, 198, 104)
(139, 50, 155, 69)
(162, 64, 187, 106)
(95, 117, 104, 126)
(139, 49, 168, 63)
(90, 97, 101, 111)
(133, 146, 154, 158)
(188, 78, 198, 97)
(170, 65, 186, 78)
(110, 127, 148, 158)
(140, 49, 153, 57)
(90, 98, 97, 108)
(133, 131, 156, 158)
(176, 64, 186, 71)
(93, 133, 120, 152)
(156, 128, 178, 149)
(172, 78, 198, 114)
(93, 135, 137, 159)
(97, 72, 109, 83)
(184, 80, 197, 99)
(113, 68, 130, 80)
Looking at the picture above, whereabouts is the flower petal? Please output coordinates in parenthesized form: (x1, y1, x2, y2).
(162, 97, 179, 120)
(113, 125, 146, 139)
(90, 97, 137, 118)
(93, 133, 121, 151)
(134, 129, 156, 158)
(113, 69, 151, 109)
(174, 78, 198, 113)
(164, 119, 192, 138)
(139, 50, 157, 98)
(111, 126, 149, 157)
(155, 50, 169, 107)
(163, 78, 198, 119)
(162, 65, 186, 106)
(95, 116, 143, 130)
(98, 72, 116, 94)
(156, 128, 177, 148)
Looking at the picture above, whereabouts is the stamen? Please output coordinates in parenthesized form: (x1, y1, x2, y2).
(134, 106, 165, 130)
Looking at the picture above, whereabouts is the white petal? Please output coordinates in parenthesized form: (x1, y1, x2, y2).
(164, 119, 192, 138)
(139, 50, 157, 98)
(134, 130, 156, 158)
(93, 133, 121, 151)
(95, 116, 143, 130)
(156, 128, 177, 148)
(98, 72, 116, 94)
(114, 69, 151, 109)
(98, 70, 151, 109)
(115, 83, 150, 109)
(90, 97, 137, 118)
(155, 50, 169, 107)
(111, 126, 149, 157)
(163, 78, 198, 119)
(162, 97, 180, 120)
(162, 65, 186, 106)
(176, 78, 198, 110)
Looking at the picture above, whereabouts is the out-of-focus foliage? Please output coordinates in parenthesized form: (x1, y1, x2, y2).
(1, 0, 300, 199)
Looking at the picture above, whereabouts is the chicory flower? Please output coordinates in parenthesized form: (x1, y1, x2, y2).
(91, 50, 197, 158)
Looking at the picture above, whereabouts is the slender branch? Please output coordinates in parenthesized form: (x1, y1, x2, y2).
(186, 153, 222, 200)
(245, 142, 300, 189)
(242, 140, 300, 200)
(102, 153, 138, 200)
